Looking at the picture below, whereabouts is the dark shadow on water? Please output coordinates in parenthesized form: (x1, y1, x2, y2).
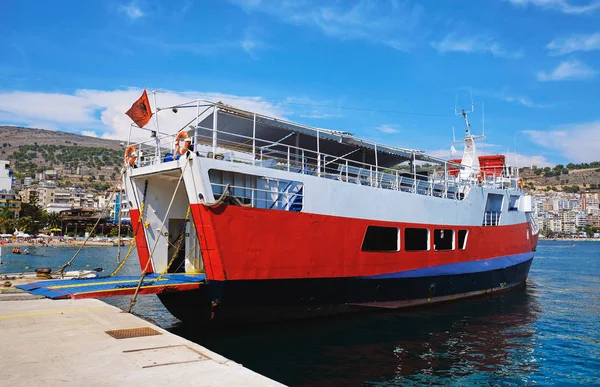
(170, 285, 541, 386)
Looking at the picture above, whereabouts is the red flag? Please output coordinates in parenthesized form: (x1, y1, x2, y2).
(125, 90, 153, 127)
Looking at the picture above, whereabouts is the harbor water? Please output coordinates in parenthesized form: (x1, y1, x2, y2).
(1, 240, 599, 386)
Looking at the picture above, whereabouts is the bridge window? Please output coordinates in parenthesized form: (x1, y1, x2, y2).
(458, 230, 468, 250)
(434, 229, 454, 251)
(361, 226, 399, 252)
(404, 228, 429, 251)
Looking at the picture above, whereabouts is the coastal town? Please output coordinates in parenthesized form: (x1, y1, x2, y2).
(532, 190, 600, 238)
(519, 164, 600, 239)
(0, 158, 130, 240)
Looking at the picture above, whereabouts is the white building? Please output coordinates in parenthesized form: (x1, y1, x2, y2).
(560, 210, 577, 234)
(549, 216, 562, 233)
(552, 198, 580, 212)
(46, 202, 73, 213)
(0, 160, 13, 192)
(575, 211, 588, 227)
(552, 199, 569, 212)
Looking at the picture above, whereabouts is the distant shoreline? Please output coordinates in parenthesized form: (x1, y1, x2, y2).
(539, 237, 600, 242)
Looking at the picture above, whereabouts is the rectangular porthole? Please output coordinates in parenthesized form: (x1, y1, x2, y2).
(434, 229, 454, 251)
(404, 228, 429, 251)
(361, 226, 399, 252)
(458, 230, 468, 250)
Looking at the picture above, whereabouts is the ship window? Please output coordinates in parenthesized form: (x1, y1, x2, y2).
(404, 228, 429, 251)
(361, 226, 399, 252)
(508, 196, 519, 211)
(458, 230, 468, 250)
(434, 229, 454, 251)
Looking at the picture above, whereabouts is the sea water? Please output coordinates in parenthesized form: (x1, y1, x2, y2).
(2, 240, 599, 386)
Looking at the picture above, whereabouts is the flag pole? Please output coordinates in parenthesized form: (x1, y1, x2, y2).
(152, 90, 160, 163)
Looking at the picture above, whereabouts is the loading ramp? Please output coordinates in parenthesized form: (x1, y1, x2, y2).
(15, 273, 207, 300)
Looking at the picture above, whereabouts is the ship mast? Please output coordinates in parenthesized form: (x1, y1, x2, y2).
(454, 93, 484, 180)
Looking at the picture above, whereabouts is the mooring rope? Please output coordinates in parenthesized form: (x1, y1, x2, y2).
(53, 166, 127, 276)
(108, 180, 149, 277)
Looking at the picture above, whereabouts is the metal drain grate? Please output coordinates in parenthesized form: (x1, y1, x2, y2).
(105, 327, 162, 339)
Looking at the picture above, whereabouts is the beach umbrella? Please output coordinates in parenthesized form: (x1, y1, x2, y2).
(0, 234, 13, 237)
(36, 233, 50, 238)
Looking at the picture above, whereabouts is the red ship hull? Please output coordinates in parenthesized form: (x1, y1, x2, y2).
(131, 204, 536, 323)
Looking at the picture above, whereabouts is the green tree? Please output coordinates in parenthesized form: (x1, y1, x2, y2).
(20, 191, 46, 234)
(0, 207, 16, 233)
(46, 212, 61, 229)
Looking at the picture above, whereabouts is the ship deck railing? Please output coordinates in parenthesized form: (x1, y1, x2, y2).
(483, 211, 502, 226)
(127, 105, 522, 201)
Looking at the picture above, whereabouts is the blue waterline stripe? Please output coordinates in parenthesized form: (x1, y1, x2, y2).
(365, 252, 534, 279)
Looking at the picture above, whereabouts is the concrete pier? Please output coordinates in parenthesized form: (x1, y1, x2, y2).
(0, 297, 284, 386)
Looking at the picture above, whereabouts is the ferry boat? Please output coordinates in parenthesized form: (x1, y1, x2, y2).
(122, 95, 539, 324)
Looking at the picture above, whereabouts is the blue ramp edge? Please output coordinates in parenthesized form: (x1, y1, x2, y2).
(15, 273, 207, 300)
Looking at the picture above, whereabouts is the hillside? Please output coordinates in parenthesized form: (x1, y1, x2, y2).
(0, 126, 122, 150)
(0, 126, 125, 190)
(520, 163, 600, 192)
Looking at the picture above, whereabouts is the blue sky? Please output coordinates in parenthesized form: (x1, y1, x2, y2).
(1, 0, 600, 166)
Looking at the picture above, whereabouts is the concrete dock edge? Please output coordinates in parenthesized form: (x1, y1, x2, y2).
(0, 298, 285, 387)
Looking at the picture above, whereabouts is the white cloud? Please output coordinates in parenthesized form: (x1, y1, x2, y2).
(504, 152, 553, 168)
(376, 124, 399, 134)
(474, 88, 549, 108)
(81, 130, 99, 138)
(524, 121, 600, 162)
(0, 89, 287, 142)
(299, 112, 342, 119)
(431, 33, 522, 59)
(537, 59, 597, 81)
(547, 32, 600, 55)
(426, 148, 455, 160)
(239, 29, 267, 58)
(241, 39, 258, 55)
(227, 0, 425, 52)
(503, 96, 549, 108)
(125, 31, 262, 58)
(506, 0, 600, 14)
(0, 91, 99, 124)
(119, 2, 145, 21)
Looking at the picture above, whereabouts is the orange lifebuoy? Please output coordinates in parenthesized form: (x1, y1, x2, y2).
(477, 171, 484, 183)
(517, 177, 524, 188)
(124, 145, 137, 166)
(175, 131, 191, 155)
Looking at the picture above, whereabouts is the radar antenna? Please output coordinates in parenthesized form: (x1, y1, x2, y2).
(454, 91, 484, 140)
(454, 91, 475, 135)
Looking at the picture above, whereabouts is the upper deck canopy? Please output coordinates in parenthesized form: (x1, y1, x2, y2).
(187, 102, 460, 170)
